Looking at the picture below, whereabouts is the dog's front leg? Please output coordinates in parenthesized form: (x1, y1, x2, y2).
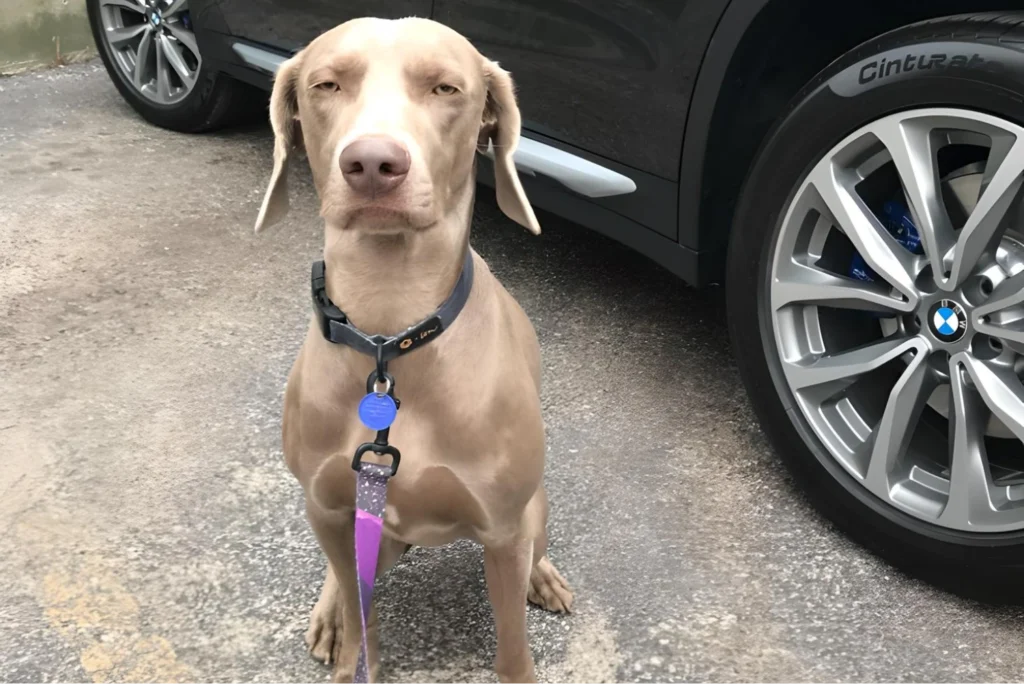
(484, 538, 536, 683)
(306, 563, 343, 664)
(307, 501, 409, 682)
(307, 505, 378, 683)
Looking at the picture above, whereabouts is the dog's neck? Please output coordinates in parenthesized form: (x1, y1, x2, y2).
(322, 183, 474, 337)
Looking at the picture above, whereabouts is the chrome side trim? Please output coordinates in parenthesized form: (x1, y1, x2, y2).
(232, 43, 287, 74)
(485, 138, 637, 198)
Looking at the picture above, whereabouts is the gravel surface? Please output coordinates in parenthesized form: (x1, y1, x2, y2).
(3, 62, 1024, 683)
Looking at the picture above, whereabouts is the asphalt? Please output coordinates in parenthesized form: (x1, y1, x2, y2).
(3, 62, 1024, 683)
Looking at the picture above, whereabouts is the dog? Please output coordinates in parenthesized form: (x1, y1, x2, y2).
(254, 17, 573, 683)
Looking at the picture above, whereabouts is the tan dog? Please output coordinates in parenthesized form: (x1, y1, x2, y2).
(254, 17, 573, 683)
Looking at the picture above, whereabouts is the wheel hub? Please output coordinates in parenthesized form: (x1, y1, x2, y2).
(927, 299, 969, 343)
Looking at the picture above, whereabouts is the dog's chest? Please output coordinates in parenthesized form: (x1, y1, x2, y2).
(377, 461, 488, 546)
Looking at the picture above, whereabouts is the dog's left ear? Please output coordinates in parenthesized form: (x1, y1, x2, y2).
(255, 54, 303, 233)
(478, 60, 541, 235)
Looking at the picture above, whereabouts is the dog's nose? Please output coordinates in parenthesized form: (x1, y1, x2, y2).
(340, 137, 411, 196)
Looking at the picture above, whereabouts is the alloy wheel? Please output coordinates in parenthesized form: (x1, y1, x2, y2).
(98, 0, 200, 105)
(770, 108, 1024, 532)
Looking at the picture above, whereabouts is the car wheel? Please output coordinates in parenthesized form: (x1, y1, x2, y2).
(87, 0, 256, 132)
(729, 13, 1024, 599)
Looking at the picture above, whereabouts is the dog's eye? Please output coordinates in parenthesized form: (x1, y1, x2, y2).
(313, 81, 339, 92)
(433, 84, 459, 96)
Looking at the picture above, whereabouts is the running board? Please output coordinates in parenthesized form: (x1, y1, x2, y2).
(232, 42, 638, 198)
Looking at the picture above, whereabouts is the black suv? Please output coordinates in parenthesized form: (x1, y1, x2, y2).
(88, 0, 1024, 597)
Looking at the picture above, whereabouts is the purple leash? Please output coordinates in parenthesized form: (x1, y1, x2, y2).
(350, 361, 401, 684)
(353, 462, 392, 683)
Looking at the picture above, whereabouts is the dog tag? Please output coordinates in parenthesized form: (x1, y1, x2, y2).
(358, 392, 397, 431)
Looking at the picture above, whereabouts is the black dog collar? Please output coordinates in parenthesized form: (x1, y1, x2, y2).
(311, 250, 474, 361)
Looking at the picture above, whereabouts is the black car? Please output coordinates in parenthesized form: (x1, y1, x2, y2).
(87, 0, 1024, 598)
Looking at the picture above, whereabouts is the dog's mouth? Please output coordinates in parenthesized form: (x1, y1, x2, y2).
(337, 204, 437, 232)
(351, 206, 410, 220)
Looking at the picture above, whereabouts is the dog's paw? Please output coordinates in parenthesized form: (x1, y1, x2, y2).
(329, 663, 378, 684)
(528, 555, 574, 613)
(305, 595, 343, 665)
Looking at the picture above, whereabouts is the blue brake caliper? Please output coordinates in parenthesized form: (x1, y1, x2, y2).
(848, 200, 922, 316)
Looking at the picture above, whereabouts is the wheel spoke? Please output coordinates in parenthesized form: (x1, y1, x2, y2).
(873, 116, 956, 284)
(863, 343, 935, 497)
(154, 33, 173, 103)
(960, 354, 1024, 443)
(785, 335, 922, 392)
(980, 130, 1018, 197)
(939, 356, 996, 527)
(133, 27, 154, 89)
(159, 33, 194, 86)
(975, 271, 1024, 315)
(977, 320, 1024, 347)
(772, 259, 913, 313)
(164, 21, 199, 59)
(974, 271, 1024, 345)
(106, 23, 147, 49)
(947, 135, 1024, 288)
(163, 0, 188, 16)
(100, 0, 146, 13)
(806, 162, 919, 305)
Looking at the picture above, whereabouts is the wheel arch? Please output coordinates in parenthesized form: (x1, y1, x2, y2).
(680, 0, 1024, 285)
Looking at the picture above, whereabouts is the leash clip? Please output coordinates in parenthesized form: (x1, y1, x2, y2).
(364, 368, 400, 408)
(366, 342, 399, 406)
(351, 442, 401, 477)
(374, 340, 387, 385)
(367, 371, 394, 398)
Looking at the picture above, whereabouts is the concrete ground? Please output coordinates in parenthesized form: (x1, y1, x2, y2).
(3, 62, 1024, 683)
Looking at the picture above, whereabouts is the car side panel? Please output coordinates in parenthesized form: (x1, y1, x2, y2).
(214, 0, 432, 52)
(433, 0, 726, 183)
(677, 0, 769, 270)
(192, 0, 736, 285)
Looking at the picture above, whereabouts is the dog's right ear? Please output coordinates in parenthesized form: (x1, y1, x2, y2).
(255, 54, 303, 234)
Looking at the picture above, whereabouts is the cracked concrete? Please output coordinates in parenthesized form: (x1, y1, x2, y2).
(4, 62, 1024, 683)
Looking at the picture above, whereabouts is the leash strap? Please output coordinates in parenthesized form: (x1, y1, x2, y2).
(354, 462, 392, 683)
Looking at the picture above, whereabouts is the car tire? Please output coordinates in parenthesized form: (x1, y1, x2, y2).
(87, 0, 258, 132)
(729, 13, 1024, 601)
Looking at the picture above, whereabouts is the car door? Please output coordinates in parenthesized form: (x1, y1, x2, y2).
(432, 0, 715, 187)
(217, 0, 432, 53)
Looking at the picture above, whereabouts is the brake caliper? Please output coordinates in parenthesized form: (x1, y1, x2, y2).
(848, 199, 922, 282)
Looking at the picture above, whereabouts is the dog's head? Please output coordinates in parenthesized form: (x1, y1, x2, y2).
(254, 17, 540, 236)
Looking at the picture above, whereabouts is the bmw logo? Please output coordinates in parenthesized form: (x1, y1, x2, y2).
(150, 12, 162, 26)
(928, 299, 967, 343)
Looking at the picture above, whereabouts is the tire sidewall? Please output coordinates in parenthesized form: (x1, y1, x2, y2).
(728, 23, 1024, 591)
(86, 0, 224, 131)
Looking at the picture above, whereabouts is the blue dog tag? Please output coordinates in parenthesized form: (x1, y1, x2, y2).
(358, 392, 397, 431)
